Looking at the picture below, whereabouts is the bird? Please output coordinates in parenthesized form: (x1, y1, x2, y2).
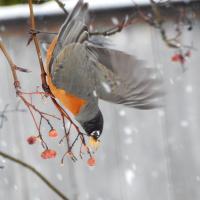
(45, 0, 164, 141)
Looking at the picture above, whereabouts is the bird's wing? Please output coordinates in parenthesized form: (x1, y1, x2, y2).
(48, 0, 164, 110)
(49, 0, 89, 71)
(87, 44, 164, 109)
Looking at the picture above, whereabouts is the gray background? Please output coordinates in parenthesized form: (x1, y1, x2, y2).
(0, 2, 200, 200)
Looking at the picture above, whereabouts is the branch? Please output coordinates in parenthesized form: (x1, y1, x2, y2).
(0, 151, 69, 200)
(133, 0, 185, 49)
(0, 104, 9, 129)
(27, 0, 92, 162)
(0, 40, 21, 90)
(0, 104, 26, 129)
(150, 0, 181, 48)
(54, 0, 68, 15)
(90, 19, 127, 36)
(28, 0, 51, 93)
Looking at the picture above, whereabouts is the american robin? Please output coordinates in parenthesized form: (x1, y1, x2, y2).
(45, 0, 164, 140)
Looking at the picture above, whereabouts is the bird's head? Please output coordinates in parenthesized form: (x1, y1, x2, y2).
(90, 130, 101, 140)
(81, 110, 103, 140)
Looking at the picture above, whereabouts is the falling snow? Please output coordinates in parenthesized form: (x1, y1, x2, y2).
(185, 85, 193, 93)
(125, 169, 135, 185)
(124, 127, 133, 135)
(180, 120, 189, 128)
(101, 82, 111, 93)
(157, 110, 165, 117)
(118, 109, 126, 116)
(93, 90, 98, 97)
(111, 17, 119, 25)
(0, 1, 199, 200)
(1, 159, 6, 163)
(14, 185, 18, 191)
(56, 173, 63, 181)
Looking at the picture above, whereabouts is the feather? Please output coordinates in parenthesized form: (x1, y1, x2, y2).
(87, 44, 164, 109)
(49, 0, 89, 71)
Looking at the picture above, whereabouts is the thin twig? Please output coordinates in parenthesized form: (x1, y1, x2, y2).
(0, 151, 69, 200)
(90, 14, 138, 36)
(0, 38, 55, 151)
(90, 20, 126, 36)
(0, 103, 26, 129)
(28, 0, 50, 93)
(29, 28, 57, 35)
(0, 104, 9, 128)
(133, 0, 181, 48)
(0, 40, 21, 90)
(54, 0, 68, 15)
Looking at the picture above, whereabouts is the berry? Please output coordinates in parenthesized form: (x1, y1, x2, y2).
(41, 149, 57, 159)
(27, 136, 37, 145)
(48, 129, 58, 138)
(171, 53, 185, 64)
(87, 157, 96, 166)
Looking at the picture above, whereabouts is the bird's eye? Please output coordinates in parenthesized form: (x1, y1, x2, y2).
(91, 130, 101, 139)
(96, 131, 100, 136)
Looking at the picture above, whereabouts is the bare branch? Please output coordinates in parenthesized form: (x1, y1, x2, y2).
(54, 0, 68, 15)
(0, 151, 69, 200)
(0, 40, 21, 90)
(28, 0, 50, 93)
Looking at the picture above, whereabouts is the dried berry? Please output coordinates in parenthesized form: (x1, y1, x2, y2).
(171, 53, 185, 64)
(41, 149, 57, 159)
(27, 136, 37, 145)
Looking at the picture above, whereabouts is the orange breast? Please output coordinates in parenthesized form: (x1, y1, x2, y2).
(46, 37, 86, 116)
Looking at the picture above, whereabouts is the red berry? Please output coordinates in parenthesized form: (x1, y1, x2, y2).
(41, 149, 57, 159)
(48, 129, 58, 138)
(171, 54, 180, 61)
(87, 157, 96, 166)
(171, 53, 185, 64)
(27, 136, 37, 145)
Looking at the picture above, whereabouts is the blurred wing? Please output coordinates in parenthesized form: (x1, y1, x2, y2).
(57, 0, 88, 46)
(87, 44, 164, 109)
(49, 0, 89, 71)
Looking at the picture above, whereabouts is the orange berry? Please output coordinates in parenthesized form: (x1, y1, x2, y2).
(87, 157, 96, 166)
(48, 129, 58, 138)
(27, 136, 37, 145)
(41, 149, 57, 159)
